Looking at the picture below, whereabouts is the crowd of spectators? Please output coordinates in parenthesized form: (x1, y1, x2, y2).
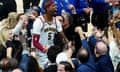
(0, 0, 120, 72)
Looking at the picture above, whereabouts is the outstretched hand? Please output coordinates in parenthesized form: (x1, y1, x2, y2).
(75, 26, 83, 34)
(75, 26, 85, 39)
(43, 45, 49, 53)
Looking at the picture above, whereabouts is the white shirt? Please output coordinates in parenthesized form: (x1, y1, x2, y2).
(56, 52, 69, 64)
(109, 41, 120, 70)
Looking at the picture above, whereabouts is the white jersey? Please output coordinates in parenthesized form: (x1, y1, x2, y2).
(32, 15, 63, 47)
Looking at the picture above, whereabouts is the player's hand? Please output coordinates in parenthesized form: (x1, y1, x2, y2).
(43, 45, 49, 53)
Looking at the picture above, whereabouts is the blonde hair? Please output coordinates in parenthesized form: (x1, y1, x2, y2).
(1, 12, 18, 29)
(0, 27, 10, 47)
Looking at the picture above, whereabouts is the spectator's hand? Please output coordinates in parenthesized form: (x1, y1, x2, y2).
(68, 4, 76, 14)
(67, 41, 74, 58)
(30, 51, 37, 59)
(83, 8, 91, 14)
(68, 4, 75, 10)
(95, 31, 104, 40)
(75, 26, 83, 34)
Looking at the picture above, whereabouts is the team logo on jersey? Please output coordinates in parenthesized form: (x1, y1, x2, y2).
(44, 27, 57, 32)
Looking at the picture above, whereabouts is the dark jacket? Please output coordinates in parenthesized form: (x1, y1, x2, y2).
(95, 53, 114, 72)
(44, 64, 57, 72)
(77, 39, 96, 72)
(88, 36, 114, 72)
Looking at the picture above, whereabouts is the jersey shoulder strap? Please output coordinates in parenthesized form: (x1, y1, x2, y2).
(38, 16, 45, 31)
(53, 17, 58, 33)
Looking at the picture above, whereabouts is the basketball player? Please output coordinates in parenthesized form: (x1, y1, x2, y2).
(32, 0, 67, 69)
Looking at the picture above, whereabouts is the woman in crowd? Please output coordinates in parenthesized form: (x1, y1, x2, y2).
(0, 27, 23, 71)
(0, 12, 18, 29)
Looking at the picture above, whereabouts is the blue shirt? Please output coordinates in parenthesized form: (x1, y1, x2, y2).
(67, 0, 89, 15)
(77, 39, 96, 72)
(95, 54, 114, 72)
(88, 36, 114, 72)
